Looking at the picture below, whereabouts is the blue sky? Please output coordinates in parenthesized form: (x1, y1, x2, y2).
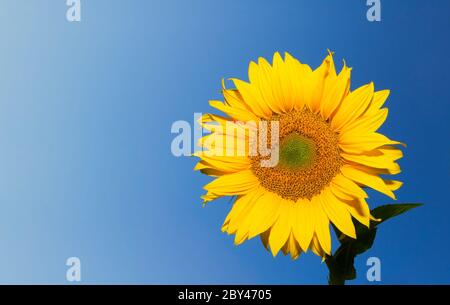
(0, 0, 448, 284)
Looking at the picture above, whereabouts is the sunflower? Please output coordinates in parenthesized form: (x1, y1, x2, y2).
(195, 51, 403, 260)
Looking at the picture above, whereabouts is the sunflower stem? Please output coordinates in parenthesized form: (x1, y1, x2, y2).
(325, 255, 348, 285)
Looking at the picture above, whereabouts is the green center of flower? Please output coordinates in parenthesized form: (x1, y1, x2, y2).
(278, 132, 316, 170)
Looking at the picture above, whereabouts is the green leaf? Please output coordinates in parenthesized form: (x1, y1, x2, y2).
(371, 203, 423, 226)
(327, 226, 377, 285)
(326, 203, 422, 285)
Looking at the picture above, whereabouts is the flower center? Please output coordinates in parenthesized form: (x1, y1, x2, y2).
(279, 133, 316, 170)
(251, 108, 342, 201)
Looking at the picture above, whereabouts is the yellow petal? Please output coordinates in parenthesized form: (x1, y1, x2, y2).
(345, 161, 401, 175)
(340, 164, 396, 199)
(309, 234, 327, 259)
(341, 197, 371, 228)
(197, 131, 250, 157)
(340, 108, 388, 135)
(339, 132, 401, 154)
(320, 64, 351, 120)
(331, 82, 374, 131)
(293, 198, 315, 252)
(320, 189, 356, 238)
(234, 229, 249, 245)
(209, 100, 258, 122)
(378, 146, 404, 160)
(194, 154, 250, 174)
(198, 114, 256, 140)
(203, 170, 259, 196)
(331, 173, 368, 199)
(260, 229, 270, 250)
(247, 191, 281, 239)
(272, 52, 295, 113)
(269, 53, 288, 113)
(232, 78, 272, 119)
(201, 192, 221, 203)
(249, 57, 283, 114)
(284, 52, 312, 110)
(385, 180, 403, 191)
(223, 188, 263, 234)
(311, 196, 331, 255)
(281, 232, 302, 259)
(198, 113, 230, 129)
(330, 183, 355, 201)
(268, 201, 292, 256)
(305, 53, 334, 113)
(365, 89, 390, 116)
(222, 80, 252, 112)
(341, 152, 400, 172)
(289, 234, 302, 259)
(233, 189, 269, 245)
(328, 187, 372, 228)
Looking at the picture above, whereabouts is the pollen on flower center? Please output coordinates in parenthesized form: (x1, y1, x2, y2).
(251, 108, 342, 201)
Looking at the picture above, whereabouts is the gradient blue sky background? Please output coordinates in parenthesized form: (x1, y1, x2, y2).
(0, 0, 448, 284)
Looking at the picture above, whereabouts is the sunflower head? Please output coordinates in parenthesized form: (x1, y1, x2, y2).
(195, 51, 403, 260)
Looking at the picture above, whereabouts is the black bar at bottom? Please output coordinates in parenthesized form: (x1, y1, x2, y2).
(0, 285, 447, 303)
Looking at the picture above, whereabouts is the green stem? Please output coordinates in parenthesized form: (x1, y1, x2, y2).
(325, 256, 346, 285)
